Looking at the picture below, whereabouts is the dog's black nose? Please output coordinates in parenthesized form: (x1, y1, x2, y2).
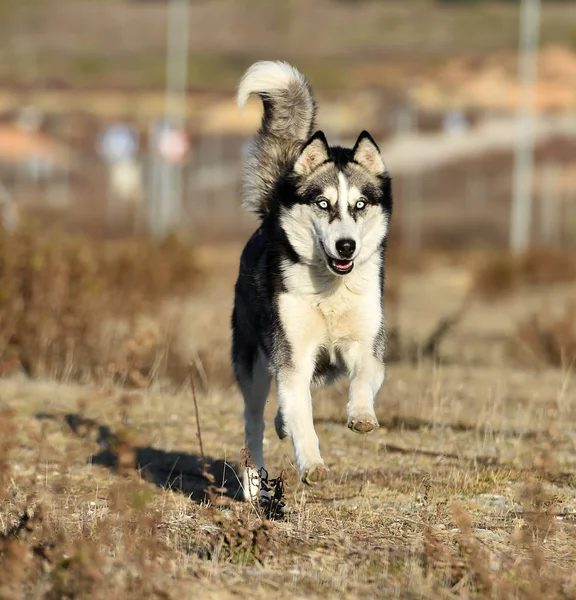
(335, 238, 356, 259)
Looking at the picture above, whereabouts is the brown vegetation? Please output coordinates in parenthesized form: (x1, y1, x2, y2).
(1, 238, 575, 598)
(0, 225, 198, 383)
(387, 246, 576, 362)
(472, 247, 576, 303)
(511, 304, 576, 369)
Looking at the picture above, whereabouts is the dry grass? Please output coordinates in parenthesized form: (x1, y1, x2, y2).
(387, 246, 576, 363)
(511, 304, 576, 369)
(1, 240, 576, 599)
(472, 248, 576, 303)
(0, 225, 198, 384)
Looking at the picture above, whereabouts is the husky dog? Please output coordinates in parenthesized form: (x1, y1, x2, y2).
(232, 61, 392, 500)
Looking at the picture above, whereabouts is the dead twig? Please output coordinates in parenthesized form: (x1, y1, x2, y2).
(188, 364, 229, 506)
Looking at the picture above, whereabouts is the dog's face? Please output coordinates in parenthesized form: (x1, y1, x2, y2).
(280, 131, 391, 276)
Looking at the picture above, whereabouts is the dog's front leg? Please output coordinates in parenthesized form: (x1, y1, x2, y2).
(345, 345, 384, 434)
(276, 363, 329, 484)
(275, 294, 328, 483)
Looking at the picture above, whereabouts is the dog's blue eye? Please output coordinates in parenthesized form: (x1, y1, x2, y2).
(355, 199, 367, 210)
(316, 198, 329, 210)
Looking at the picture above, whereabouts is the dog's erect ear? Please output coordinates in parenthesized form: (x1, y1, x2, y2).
(352, 131, 386, 176)
(294, 131, 330, 176)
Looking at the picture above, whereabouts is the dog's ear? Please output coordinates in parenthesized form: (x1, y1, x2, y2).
(352, 131, 386, 176)
(294, 131, 330, 176)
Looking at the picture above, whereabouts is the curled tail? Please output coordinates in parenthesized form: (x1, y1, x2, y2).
(237, 61, 316, 218)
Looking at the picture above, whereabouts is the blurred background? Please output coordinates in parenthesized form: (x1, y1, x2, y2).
(1, 0, 575, 250)
(1, 0, 575, 385)
(3, 6, 576, 594)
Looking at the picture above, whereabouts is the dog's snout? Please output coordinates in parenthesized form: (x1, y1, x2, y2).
(335, 238, 356, 259)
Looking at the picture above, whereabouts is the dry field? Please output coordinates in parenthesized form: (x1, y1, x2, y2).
(3, 0, 576, 90)
(1, 233, 576, 599)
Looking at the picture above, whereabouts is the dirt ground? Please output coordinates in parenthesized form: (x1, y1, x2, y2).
(1, 243, 576, 599)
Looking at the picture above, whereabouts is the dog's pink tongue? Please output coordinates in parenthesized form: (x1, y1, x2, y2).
(335, 260, 352, 271)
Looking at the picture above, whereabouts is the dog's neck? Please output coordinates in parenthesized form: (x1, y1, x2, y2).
(281, 250, 382, 298)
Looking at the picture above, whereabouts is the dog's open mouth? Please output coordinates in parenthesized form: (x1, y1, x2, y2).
(329, 258, 354, 275)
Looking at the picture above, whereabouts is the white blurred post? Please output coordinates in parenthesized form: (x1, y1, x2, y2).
(166, 0, 189, 232)
(151, 0, 189, 239)
(509, 0, 541, 253)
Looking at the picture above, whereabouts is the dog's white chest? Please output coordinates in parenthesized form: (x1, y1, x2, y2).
(316, 284, 354, 323)
(280, 259, 382, 354)
(315, 272, 381, 345)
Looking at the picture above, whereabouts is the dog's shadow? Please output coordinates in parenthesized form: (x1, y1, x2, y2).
(37, 412, 242, 503)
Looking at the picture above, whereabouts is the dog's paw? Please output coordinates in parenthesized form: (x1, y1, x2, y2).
(347, 413, 379, 434)
(301, 463, 330, 485)
(242, 466, 270, 502)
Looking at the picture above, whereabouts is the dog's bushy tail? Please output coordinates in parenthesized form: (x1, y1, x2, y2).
(237, 61, 316, 219)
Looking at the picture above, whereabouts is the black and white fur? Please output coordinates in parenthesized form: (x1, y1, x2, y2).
(232, 61, 393, 500)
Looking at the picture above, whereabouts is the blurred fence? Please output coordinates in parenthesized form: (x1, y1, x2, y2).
(1, 100, 576, 250)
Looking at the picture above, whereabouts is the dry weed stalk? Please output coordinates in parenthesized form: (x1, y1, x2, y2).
(189, 365, 230, 507)
(509, 476, 569, 600)
(421, 490, 572, 600)
(452, 504, 495, 594)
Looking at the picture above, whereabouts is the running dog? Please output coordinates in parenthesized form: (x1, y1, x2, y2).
(231, 61, 393, 500)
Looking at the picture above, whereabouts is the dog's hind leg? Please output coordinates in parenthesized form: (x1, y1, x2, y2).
(234, 347, 271, 501)
(274, 409, 287, 440)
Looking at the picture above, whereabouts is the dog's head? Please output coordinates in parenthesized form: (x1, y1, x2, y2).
(280, 130, 392, 276)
